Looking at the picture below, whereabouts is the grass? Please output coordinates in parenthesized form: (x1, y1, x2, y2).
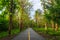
(11, 29, 20, 35)
(0, 31, 8, 38)
(33, 28, 60, 35)
(0, 27, 27, 39)
(33, 27, 60, 40)
(0, 28, 20, 38)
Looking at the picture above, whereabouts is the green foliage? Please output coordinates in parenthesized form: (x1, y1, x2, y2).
(44, 13, 51, 21)
(34, 28, 60, 36)
(42, 0, 60, 25)
(0, 0, 9, 10)
(0, 31, 8, 38)
(12, 20, 19, 29)
(55, 0, 60, 5)
(0, 28, 19, 38)
(0, 18, 9, 31)
(1, 0, 60, 39)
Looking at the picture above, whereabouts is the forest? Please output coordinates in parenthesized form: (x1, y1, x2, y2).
(0, 0, 60, 40)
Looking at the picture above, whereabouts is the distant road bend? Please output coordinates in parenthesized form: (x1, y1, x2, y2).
(12, 28, 45, 40)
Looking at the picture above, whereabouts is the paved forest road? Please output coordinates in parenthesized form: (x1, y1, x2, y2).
(12, 28, 45, 40)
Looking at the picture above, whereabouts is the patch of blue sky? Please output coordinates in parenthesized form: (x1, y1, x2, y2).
(29, 0, 43, 19)
(0, 7, 6, 14)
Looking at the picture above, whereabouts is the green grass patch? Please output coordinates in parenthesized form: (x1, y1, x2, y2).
(0, 28, 20, 38)
(11, 29, 20, 35)
(33, 28, 60, 36)
(0, 31, 8, 38)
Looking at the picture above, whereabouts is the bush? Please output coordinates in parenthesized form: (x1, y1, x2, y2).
(0, 19, 9, 32)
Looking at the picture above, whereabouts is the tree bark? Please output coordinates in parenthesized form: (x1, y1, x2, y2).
(20, 8, 23, 32)
(9, 14, 12, 37)
(45, 23, 47, 30)
(20, 17, 23, 32)
(55, 23, 58, 31)
(51, 21, 55, 30)
(8, 0, 14, 37)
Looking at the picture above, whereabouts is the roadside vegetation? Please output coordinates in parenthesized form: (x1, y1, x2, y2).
(0, 0, 60, 40)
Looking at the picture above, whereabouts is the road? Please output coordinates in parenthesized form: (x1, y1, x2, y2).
(12, 28, 45, 40)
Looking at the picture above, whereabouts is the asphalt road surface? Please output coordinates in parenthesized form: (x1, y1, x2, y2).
(12, 28, 45, 40)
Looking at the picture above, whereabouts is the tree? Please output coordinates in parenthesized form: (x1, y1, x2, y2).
(41, 0, 60, 31)
(41, 0, 48, 30)
(18, 0, 32, 31)
(48, 0, 60, 31)
(7, 0, 19, 36)
(34, 9, 42, 28)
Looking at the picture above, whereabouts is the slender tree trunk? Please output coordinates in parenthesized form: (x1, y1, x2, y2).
(36, 19, 38, 27)
(20, 17, 23, 31)
(18, 16, 21, 31)
(43, 0, 48, 30)
(9, 14, 12, 37)
(8, 0, 14, 37)
(45, 23, 47, 30)
(51, 20, 55, 30)
(55, 23, 58, 31)
(20, 8, 23, 32)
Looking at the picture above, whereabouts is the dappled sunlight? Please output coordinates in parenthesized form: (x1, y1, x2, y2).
(0, 0, 60, 40)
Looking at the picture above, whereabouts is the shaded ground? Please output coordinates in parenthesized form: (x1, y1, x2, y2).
(37, 31, 60, 40)
(34, 28, 60, 40)
(0, 29, 20, 40)
(12, 28, 45, 40)
(0, 35, 16, 40)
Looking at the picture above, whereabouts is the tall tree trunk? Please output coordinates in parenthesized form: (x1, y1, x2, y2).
(55, 23, 58, 31)
(45, 23, 47, 30)
(51, 20, 55, 30)
(8, 0, 14, 37)
(9, 14, 12, 37)
(20, 17, 23, 31)
(20, 8, 23, 32)
(36, 19, 38, 27)
(43, 0, 48, 30)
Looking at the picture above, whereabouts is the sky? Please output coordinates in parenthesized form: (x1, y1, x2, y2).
(0, 7, 6, 14)
(29, 0, 43, 19)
